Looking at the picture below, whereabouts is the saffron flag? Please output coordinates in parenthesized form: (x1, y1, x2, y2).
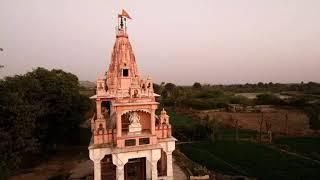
(119, 9, 132, 19)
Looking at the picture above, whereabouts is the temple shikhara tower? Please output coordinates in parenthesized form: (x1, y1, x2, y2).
(89, 10, 176, 180)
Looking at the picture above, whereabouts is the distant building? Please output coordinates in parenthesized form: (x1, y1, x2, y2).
(89, 10, 176, 180)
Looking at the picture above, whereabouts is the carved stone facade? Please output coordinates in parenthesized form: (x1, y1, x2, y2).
(89, 10, 176, 180)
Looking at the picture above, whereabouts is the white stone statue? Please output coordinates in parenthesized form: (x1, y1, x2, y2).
(128, 112, 142, 134)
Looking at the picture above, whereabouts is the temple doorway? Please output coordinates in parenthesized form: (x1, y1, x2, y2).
(101, 155, 116, 180)
(124, 157, 146, 180)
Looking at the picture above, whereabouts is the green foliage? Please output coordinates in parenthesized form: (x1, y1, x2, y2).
(153, 83, 160, 94)
(179, 141, 320, 179)
(0, 75, 41, 174)
(169, 111, 260, 142)
(0, 67, 92, 173)
(208, 81, 320, 93)
(159, 83, 256, 110)
(192, 82, 202, 89)
(274, 137, 320, 161)
(159, 82, 320, 110)
(169, 112, 212, 141)
(304, 104, 320, 130)
(164, 83, 176, 92)
(168, 112, 196, 127)
(255, 93, 284, 105)
(229, 95, 252, 106)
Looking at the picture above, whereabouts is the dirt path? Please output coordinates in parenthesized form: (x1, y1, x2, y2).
(11, 147, 188, 180)
(173, 158, 188, 180)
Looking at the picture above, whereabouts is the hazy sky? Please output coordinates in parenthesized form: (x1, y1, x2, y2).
(1, 0, 320, 85)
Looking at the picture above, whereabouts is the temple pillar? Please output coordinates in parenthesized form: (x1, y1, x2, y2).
(146, 159, 151, 180)
(151, 160, 158, 180)
(112, 153, 128, 180)
(89, 149, 105, 180)
(151, 149, 161, 179)
(151, 108, 156, 135)
(166, 152, 173, 180)
(93, 161, 101, 180)
(116, 165, 125, 180)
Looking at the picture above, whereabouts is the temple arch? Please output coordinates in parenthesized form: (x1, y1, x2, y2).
(121, 110, 151, 133)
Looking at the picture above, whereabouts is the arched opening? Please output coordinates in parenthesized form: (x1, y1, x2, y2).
(121, 111, 151, 134)
(124, 157, 146, 180)
(101, 154, 116, 180)
(101, 101, 111, 117)
(157, 150, 167, 176)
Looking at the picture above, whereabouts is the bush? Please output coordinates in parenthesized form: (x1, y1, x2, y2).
(304, 104, 320, 130)
(192, 82, 202, 89)
(230, 95, 252, 106)
(255, 93, 284, 105)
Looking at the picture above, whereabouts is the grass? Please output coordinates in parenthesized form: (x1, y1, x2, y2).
(169, 111, 262, 140)
(168, 111, 197, 127)
(215, 128, 261, 139)
(179, 140, 320, 180)
(274, 137, 320, 161)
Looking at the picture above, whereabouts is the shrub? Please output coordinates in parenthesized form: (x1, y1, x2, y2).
(255, 93, 284, 105)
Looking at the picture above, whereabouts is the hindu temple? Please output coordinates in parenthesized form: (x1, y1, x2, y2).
(88, 10, 176, 180)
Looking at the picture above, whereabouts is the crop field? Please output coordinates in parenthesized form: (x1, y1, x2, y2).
(274, 137, 320, 161)
(199, 110, 309, 133)
(179, 141, 320, 180)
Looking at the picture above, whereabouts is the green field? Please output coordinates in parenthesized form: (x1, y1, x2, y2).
(179, 141, 320, 180)
(274, 137, 320, 161)
(169, 112, 262, 140)
(168, 111, 198, 127)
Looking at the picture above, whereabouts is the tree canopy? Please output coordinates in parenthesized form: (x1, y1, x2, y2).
(0, 67, 92, 174)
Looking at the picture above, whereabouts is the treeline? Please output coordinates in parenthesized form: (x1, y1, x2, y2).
(154, 82, 320, 130)
(154, 82, 320, 109)
(0, 68, 92, 176)
(207, 81, 320, 94)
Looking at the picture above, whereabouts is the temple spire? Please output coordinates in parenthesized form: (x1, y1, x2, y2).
(117, 9, 132, 34)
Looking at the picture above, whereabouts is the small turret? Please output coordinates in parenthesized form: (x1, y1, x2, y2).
(160, 108, 170, 125)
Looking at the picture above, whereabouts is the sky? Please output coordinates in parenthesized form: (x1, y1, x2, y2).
(1, 0, 320, 85)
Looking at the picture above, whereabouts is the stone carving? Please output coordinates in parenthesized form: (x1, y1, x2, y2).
(128, 112, 142, 134)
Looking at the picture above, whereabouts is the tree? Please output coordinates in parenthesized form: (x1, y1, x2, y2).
(162, 83, 176, 99)
(0, 75, 40, 176)
(255, 93, 284, 105)
(153, 83, 160, 94)
(192, 82, 202, 89)
(164, 83, 176, 92)
(0, 67, 92, 174)
(304, 104, 320, 130)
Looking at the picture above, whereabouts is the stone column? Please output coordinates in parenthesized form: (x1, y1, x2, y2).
(151, 149, 161, 179)
(116, 165, 125, 180)
(116, 112, 122, 138)
(112, 154, 128, 180)
(166, 152, 173, 180)
(93, 161, 101, 180)
(151, 160, 158, 180)
(89, 149, 105, 180)
(146, 159, 151, 180)
(151, 108, 156, 135)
